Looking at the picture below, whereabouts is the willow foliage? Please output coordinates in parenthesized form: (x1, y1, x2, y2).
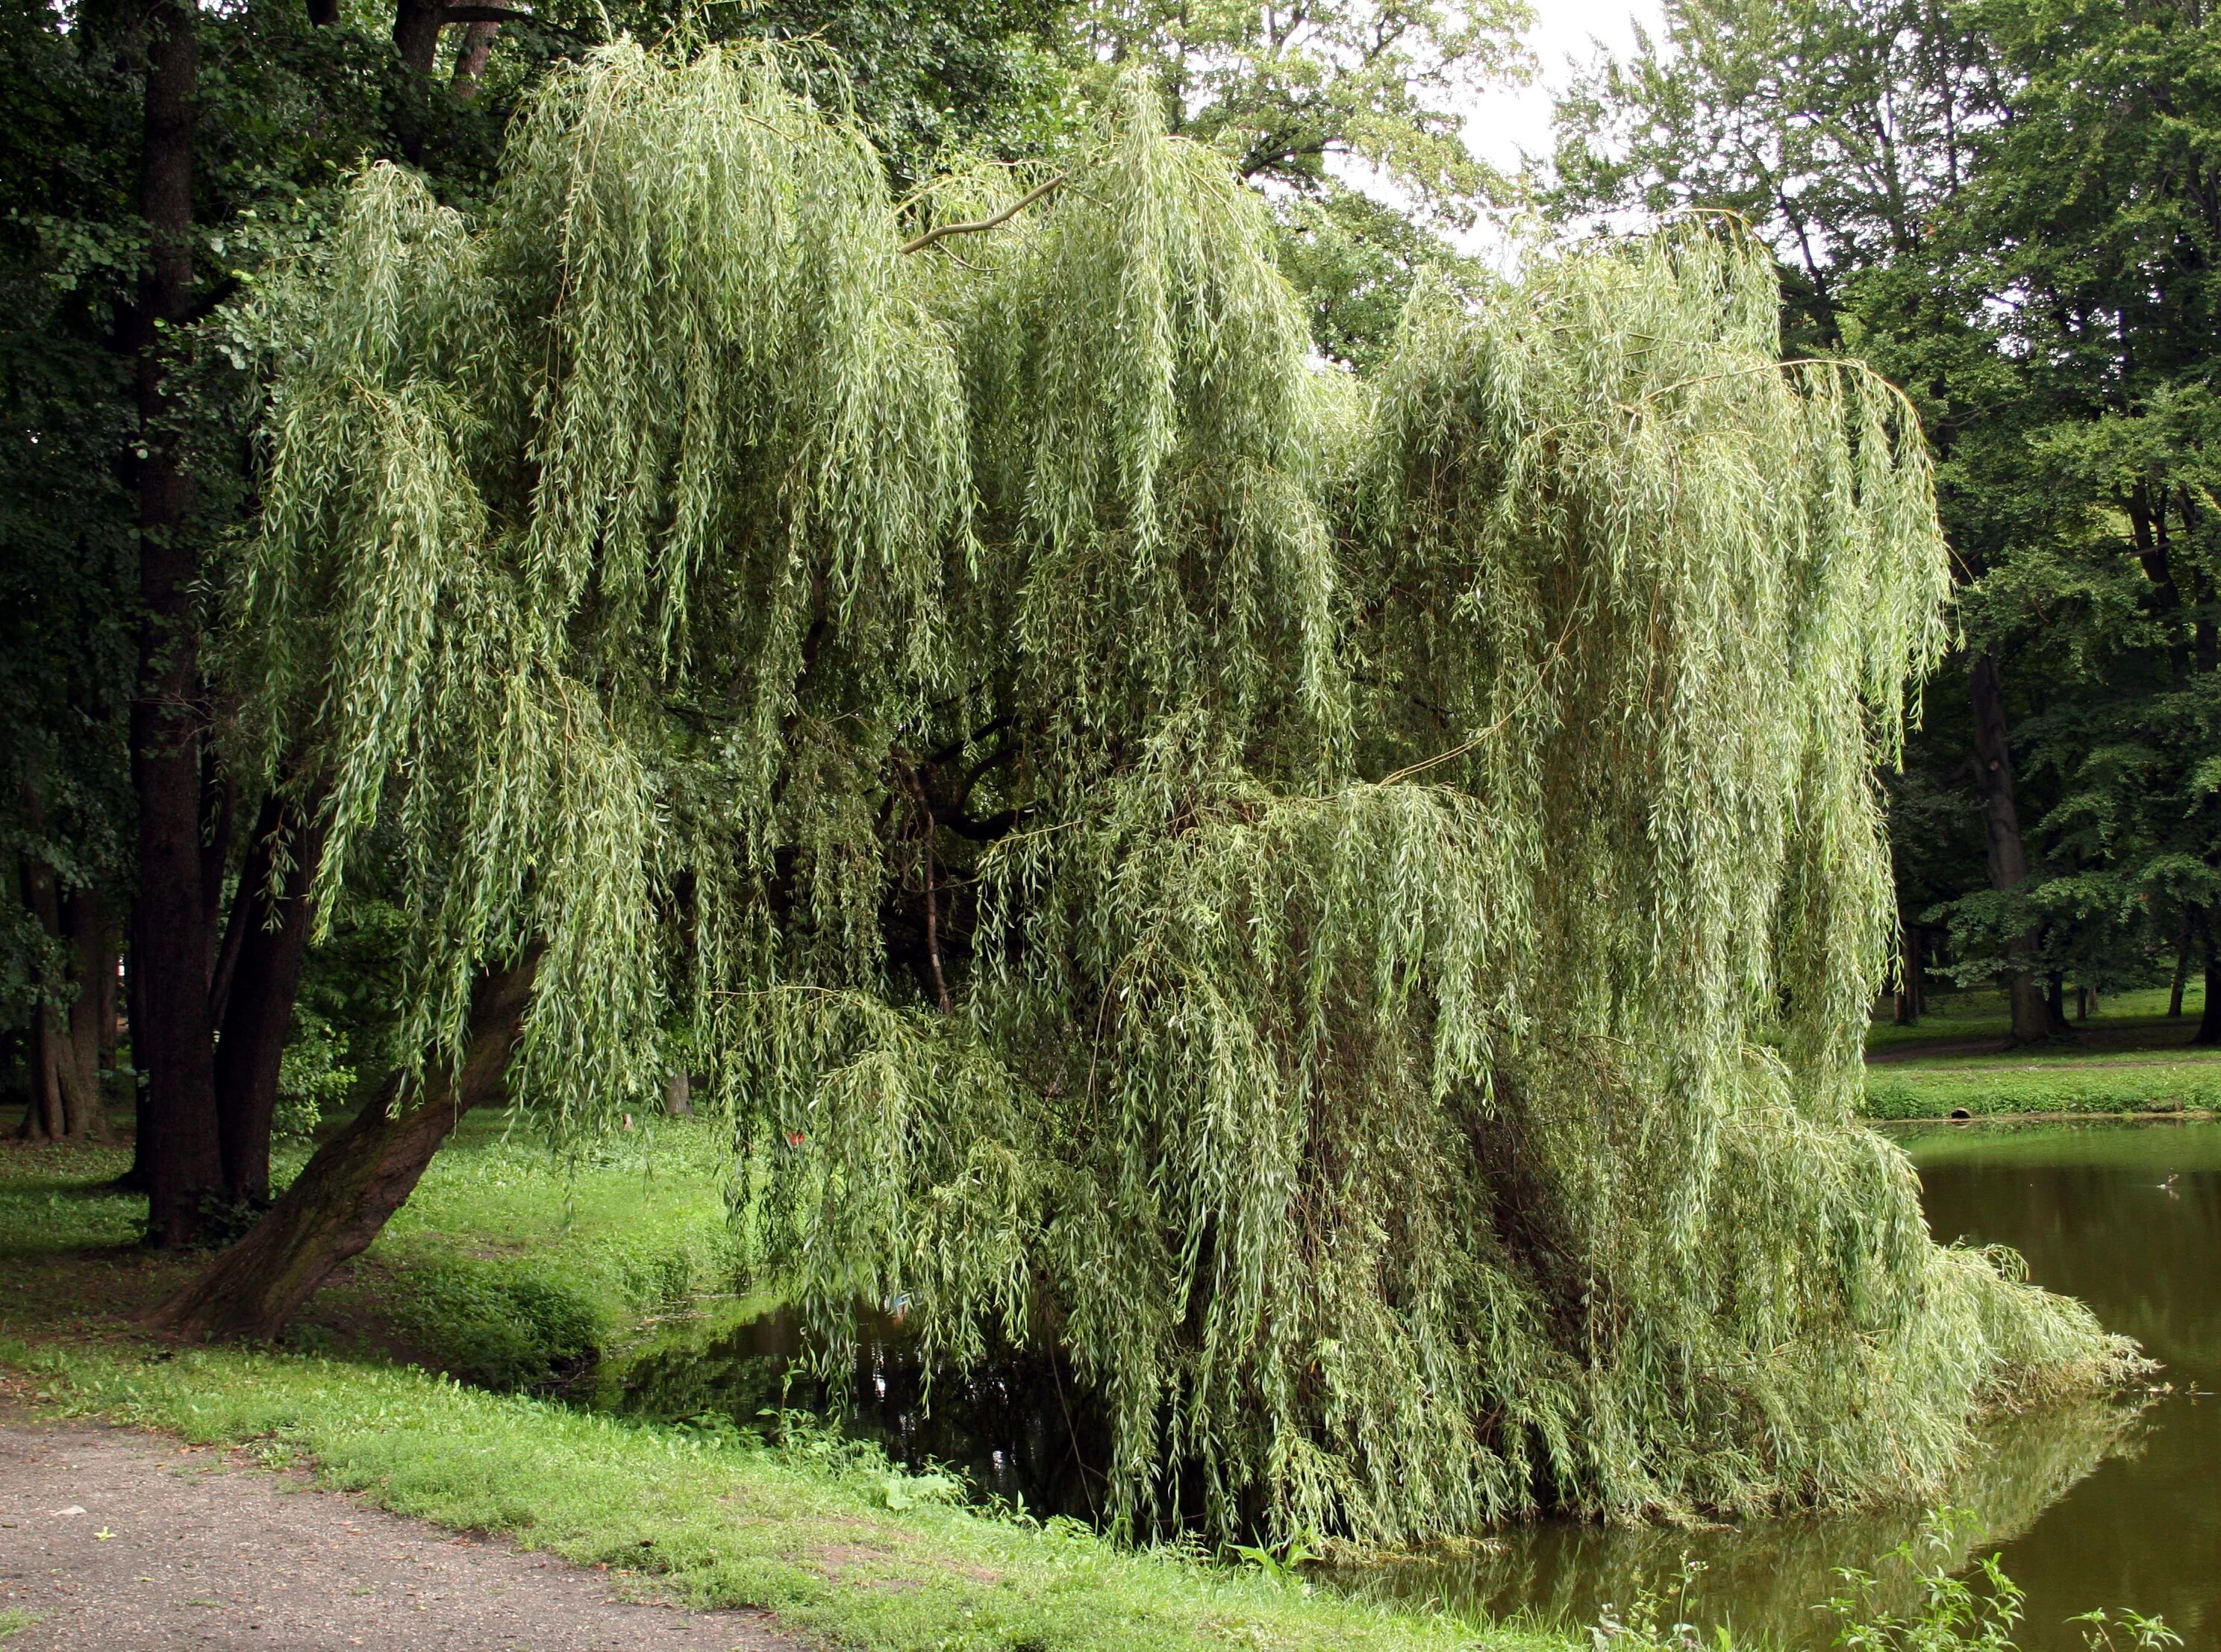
(233, 43, 2126, 1545)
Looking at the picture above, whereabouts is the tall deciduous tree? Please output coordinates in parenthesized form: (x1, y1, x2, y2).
(1552, 0, 2221, 1037)
(161, 43, 2122, 1546)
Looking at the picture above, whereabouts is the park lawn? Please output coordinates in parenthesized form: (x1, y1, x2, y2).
(0, 1130, 1561, 1652)
(1861, 986, 2221, 1118)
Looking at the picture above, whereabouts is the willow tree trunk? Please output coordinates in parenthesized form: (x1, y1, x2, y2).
(211, 795, 328, 1204)
(1967, 654, 2051, 1044)
(149, 951, 538, 1342)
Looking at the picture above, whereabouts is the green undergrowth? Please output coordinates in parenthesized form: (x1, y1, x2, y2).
(0, 1118, 742, 1389)
(1, 1334, 1564, 1652)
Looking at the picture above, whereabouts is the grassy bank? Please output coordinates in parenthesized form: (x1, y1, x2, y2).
(1863, 986, 2221, 1118)
(0, 1127, 1561, 1652)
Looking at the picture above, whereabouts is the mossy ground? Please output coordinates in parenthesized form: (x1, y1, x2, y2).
(1864, 986, 2221, 1118)
(0, 1121, 1566, 1652)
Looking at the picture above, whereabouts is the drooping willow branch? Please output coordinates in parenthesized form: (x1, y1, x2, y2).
(222, 44, 2129, 1551)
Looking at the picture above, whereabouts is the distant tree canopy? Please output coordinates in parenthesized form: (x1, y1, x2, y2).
(160, 44, 2125, 1545)
(1557, 0, 2221, 1039)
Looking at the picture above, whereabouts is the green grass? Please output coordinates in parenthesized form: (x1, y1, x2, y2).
(353, 1117, 743, 1386)
(0, 1608, 33, 1639)
(1864, 985, 2203, 1054)
(1861, 986, 2221, 1118)
(1863, 1063, 2221, 1118)
(0, 1127, 1564, 1652)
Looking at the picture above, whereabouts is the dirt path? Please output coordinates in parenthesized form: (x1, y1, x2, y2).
(0, 1420, 810, 1650)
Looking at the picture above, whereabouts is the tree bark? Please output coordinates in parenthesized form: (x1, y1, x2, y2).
(18, 863, 66, 1144)
(15, 777, 68, 1142)
(149, 950, 540, 1342)
(1967, 654, 2051, 1043)
(128, 0, 222, 1245)
(61, 890, 113, 1141)
(2199, 922, 2221, 1047)
(306, 0, 339, 24)
(452, 18, 499, 94)
(393, 0, 446, 74)
(212, 797, 328, 1204)
(1893, 919, 1924, 1025)
(2170, 916, 2195, 1017)
(664, 1069, 694, 1118)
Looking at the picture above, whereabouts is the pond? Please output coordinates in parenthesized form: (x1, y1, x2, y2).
(1332, 1121, 2221, 1650)
(593, 1120, 2221, 1651)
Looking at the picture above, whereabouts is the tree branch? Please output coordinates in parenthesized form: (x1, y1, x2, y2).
(899, 174, 1066, 255)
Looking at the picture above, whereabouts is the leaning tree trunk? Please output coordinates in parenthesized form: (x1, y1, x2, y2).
(1967, 654, 2051, 1044)
(211, 794, 328, 1204)
(149, 950, 539, 1342)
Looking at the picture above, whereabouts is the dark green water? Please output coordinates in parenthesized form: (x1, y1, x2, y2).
(1337, 1121, 2221, 1651)
(599, 1121, 2220, 1650)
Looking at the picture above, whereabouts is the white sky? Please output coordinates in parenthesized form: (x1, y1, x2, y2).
(1466, 0, 1667, 177)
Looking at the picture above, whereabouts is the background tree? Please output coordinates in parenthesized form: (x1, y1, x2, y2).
(3, 0, 1078, 1237)
(1074, 0, 1529, 364)
(1553, 0, 2221, 1042)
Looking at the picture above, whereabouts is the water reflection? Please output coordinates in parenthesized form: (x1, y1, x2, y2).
(1907, 1122, 2221, 1652)
(1328, 1398, 2144, 1646)
(1338, 1121, 2220, 1651)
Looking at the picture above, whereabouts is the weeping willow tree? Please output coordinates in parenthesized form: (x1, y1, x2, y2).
(157, 40, 2129, 1545)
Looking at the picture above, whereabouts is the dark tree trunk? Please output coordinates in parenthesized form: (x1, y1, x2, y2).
(149, 951, 539, 1342)
(2171, 917, 2195, 1017)
(61, 889, 113, 1141)
(452, 18, 499, 93)
(18, 869, 66, 1143)
(203, 791, 276, 1036)
(212, 797, 328, 1204)
(16, 777, 67, 1142)
(2199, 924, 2221, 1047)
(198, 753, 234, 962)
(306, 0, 339, 23)
(1967, 654, 2050, 1043)
(393, 0, 446, 74)
(129, 0, 221, 1245)
(1893, 920, 1924, 1025)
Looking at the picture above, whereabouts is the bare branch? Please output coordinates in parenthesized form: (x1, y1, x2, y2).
(898, 173, 1066, 255)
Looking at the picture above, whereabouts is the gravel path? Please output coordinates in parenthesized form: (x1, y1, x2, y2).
(0, 1420, 809, 1650)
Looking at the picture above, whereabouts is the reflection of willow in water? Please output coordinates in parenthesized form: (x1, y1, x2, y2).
(1329, 1397, 2149, 1646)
